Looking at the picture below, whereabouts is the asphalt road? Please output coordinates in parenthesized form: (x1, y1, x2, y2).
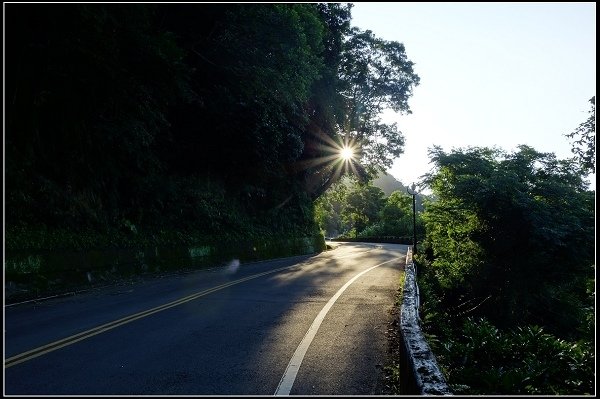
(4, 242, 407, 395)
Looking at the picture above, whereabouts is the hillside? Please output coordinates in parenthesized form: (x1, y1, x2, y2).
(372, 172, 427, 211)
(372, 172, 407, 196)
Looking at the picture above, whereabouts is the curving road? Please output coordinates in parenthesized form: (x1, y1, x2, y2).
(4, 242, 407, 395)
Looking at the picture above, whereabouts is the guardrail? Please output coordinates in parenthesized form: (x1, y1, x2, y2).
(399, 247, 452, 395)
(330, 236, 414, 245)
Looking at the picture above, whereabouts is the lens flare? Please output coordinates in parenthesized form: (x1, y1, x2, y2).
(291, 130, 361, 185)
(340, 147, 354, 161)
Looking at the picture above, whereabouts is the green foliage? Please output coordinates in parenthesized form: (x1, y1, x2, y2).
(422, 145, 594, 332)
(378, 190, 423, 236)
(7, 5, 191, 228)
(314, 179, 427, 240)
(301, 15, 420, 198)
(358, 190, 423, 239)
(436, 318, 594, 395)
(417, 144, 595, 395)
(565, 96, 595, 174)
(339, 28, 420, 176)
(4, 5, 310, 249)
(382, 190, 412, 217)
(314, 179, 389, 237)
(343, 184, 385, 232)
(6, 4, 420, 254)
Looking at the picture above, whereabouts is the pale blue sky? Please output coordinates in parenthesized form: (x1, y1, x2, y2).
(350, 2, 596, 192)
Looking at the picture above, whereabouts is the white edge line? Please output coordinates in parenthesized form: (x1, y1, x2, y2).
(274, 257, 399, 396)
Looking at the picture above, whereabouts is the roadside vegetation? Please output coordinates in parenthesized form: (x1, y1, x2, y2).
(417, 141, 595, 395)
(314, 176, 426, 241)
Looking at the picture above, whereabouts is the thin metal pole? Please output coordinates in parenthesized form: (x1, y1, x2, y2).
(407, 184, 418, 255)
(412, 192, 417, 254)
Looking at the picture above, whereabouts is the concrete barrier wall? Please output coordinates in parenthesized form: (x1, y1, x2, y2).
(331, 236, 413, 245)
(5, 234, 326, 304)
(399, 247, 452, 395)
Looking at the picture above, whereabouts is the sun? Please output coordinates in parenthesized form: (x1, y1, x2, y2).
(296, 133, 360, 178)
(340, 146, 354, 161)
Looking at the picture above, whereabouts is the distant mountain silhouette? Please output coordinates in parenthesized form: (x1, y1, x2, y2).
(372, 172, 428, 211)
(372, 172, 408, 196)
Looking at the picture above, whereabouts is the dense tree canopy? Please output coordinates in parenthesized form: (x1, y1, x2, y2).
(417, 145, 595, 394)
(421, 145, 594, 331)
(314, 176, 425, 239)
(339, 28, 419, 171)
(305, 26, 420, 198)
(5, 3, 419, 249)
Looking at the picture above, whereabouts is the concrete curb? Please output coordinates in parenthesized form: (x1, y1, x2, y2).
(399, 247, 452, 395)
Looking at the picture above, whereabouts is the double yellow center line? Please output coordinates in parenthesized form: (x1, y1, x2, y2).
(5, 262, 302, 368)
